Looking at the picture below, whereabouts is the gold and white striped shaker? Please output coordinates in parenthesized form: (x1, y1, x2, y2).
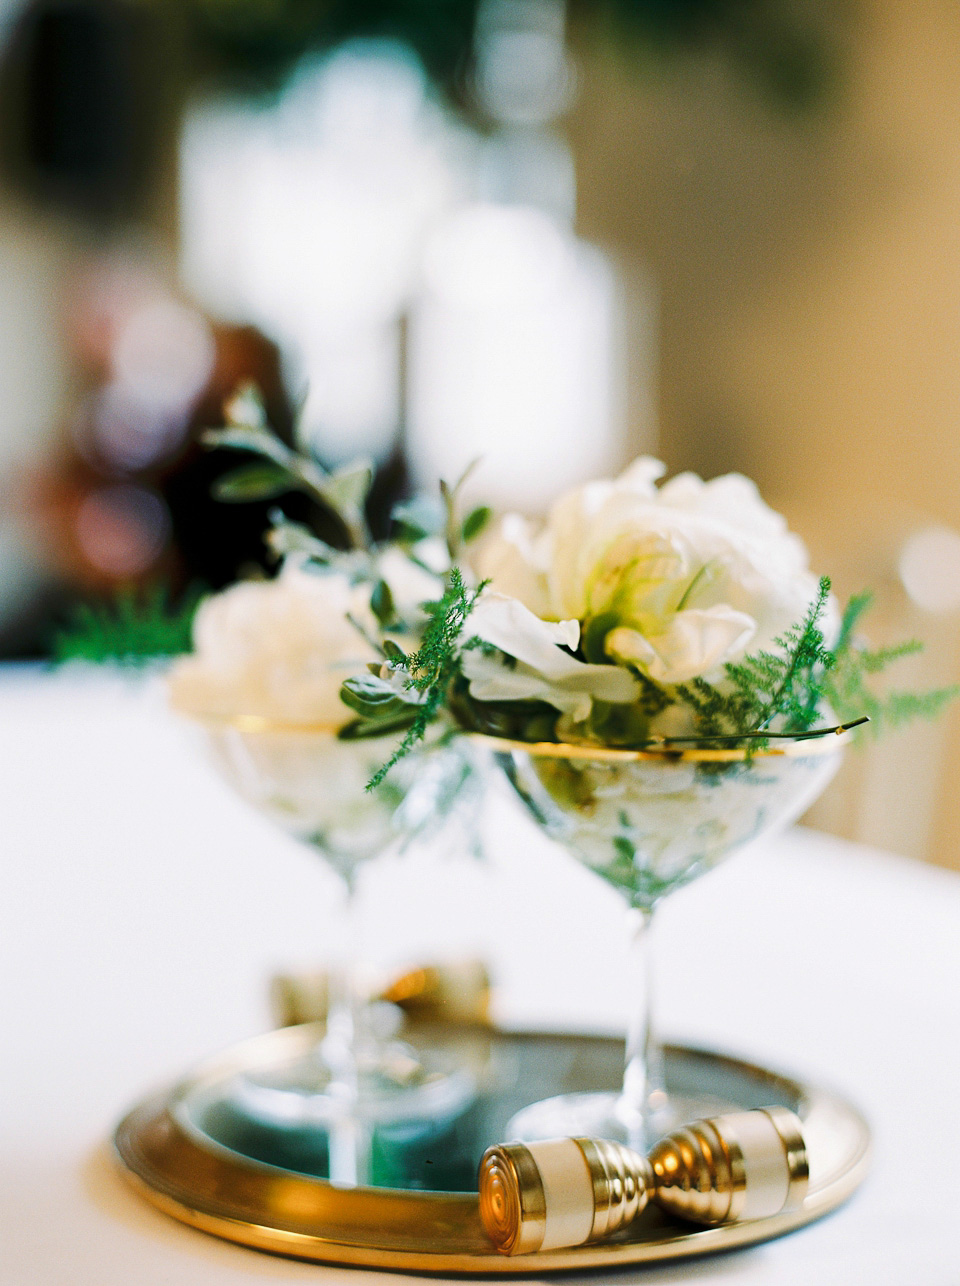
(478, 1107, 809, 1255)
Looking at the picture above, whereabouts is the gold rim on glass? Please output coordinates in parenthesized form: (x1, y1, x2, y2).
(175, 709, 348, 735)
(470, 729, 854, 764)
(176, 711, 854, 759)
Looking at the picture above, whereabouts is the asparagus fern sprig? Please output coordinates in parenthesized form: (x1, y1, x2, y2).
(822, 591, 959, 736)
(672, 577, 956, 744)
(339, 569, 487, 788)
(674, 576, 835, 739)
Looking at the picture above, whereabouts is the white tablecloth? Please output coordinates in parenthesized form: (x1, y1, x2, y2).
(3, 667, 959, 1285)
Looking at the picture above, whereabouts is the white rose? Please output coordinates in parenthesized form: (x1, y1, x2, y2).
(168, 565, 379, 727)
(473, 457, 827, 689)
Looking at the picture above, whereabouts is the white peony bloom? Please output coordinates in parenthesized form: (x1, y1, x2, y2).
(168, 565, 379, 727)
(473, 457, 826, 690)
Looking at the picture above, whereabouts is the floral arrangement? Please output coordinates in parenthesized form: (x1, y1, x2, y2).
(166, 384, 491, 732)
(337, 459, 956, 783)
(58, 383, 954, 784)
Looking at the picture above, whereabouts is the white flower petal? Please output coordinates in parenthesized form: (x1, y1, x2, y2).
(168, 566, 378, 726)
(607, 605, 757, 685)
(473, 514, 553, 618)
(612, 456, 667, 494)
(463, 593, 639, 719)
(468, 594, 582, 676)
(462, 646, 638, 721)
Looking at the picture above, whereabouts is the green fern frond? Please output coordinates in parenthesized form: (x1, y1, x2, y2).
(357, 569, 488, 789)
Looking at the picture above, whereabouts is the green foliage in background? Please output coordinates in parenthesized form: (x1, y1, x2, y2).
(51, 585, 206, 666)
(205, 383, 375, 552)
(822, 591, 960, 737)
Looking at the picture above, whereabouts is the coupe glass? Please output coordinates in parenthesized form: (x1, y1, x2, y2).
(188, 714, 476, 1184)
(482, 733, 845, 1150)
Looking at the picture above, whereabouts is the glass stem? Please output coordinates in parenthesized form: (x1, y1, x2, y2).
(318, 879, 371, 1186)
(617, 905, 664, 1150)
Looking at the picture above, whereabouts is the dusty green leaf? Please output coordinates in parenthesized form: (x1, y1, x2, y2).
(461, 505, 492, 544)
(212, 462, 293, 502)
(324, 459, 373, 514)
(370, 579, 396, 626)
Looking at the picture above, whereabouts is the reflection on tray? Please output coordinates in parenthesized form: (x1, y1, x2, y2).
(178, 1028, 802, 1194)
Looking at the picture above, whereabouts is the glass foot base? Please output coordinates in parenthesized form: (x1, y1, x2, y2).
(505, 1087, 737, 1152)
(210, 1038, 477, 1186)
(237, 1047, 476, 1126)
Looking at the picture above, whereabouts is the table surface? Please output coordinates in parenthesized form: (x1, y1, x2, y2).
(3, 666, 959, 1285)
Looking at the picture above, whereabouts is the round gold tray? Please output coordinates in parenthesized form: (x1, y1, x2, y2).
(114, 1024, 870, 1275)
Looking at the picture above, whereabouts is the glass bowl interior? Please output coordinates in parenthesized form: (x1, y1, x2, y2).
(480, 734, 845, 907)
(191, 718, 411, 873)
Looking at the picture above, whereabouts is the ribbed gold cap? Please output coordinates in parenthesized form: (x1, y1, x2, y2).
(478, 1108, 809, 1255)
(478, 1143, 547, 1255)
(648, 1107, 808, 1226)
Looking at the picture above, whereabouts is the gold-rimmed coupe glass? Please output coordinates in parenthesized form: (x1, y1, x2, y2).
(183, 712, 476, 1185)
(479, 732, 847, 1150)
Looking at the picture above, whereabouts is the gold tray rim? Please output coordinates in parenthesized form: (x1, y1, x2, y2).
(113, 1027, 871, 1276)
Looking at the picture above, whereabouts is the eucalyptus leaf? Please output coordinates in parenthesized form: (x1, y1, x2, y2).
(203, 426, 293, 469)
(453, 457, 481, 493)
(392, 496, 445, 541)
(462, 505, 492, 544)
(370, 579, 396, 627)
(265, 519, 336, 562)
(340, 673, 422, 720)
(325, 459, 374, 514)
(337, 710, 419, 740)
(213, 462, 293, 502)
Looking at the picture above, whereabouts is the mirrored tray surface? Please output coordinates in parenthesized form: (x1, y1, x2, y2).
(114, 1024, 870, 1275)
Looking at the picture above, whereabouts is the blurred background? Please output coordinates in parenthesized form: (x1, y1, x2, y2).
(0, 0, 958, 868)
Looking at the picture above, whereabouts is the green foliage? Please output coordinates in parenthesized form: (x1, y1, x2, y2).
(646, 580, 956, 747)
(674, 577, 834, 740)
(437, 459, 483, 561)
(346, 566, 957, 770)
(205, 382, 374, 549)
(51, 586, 205, 666)
(822, 592, 960, 737)
(338, 668, 424, 742)
(342, 568, 487, 787)
(448, 680, 560, 742)
(461, 505, 493, 544)
(369, 579, 397, 628)
(265, 516, 338, 563)
(212, 461, 294, 502)
(390, 495, 445, 544)
(390, 478, 489, 566)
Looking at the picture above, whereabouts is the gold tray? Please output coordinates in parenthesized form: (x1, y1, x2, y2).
(114, 1025, 870, 1275)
